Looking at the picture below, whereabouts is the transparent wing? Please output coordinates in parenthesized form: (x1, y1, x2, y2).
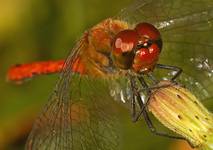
(26, 1, 213, 149)
(116, 0, 213, 101)
(25, 37, 120, 150)
(116, 0, 213, 30)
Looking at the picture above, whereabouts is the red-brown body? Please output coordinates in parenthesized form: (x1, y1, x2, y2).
(7, 19, 129, 81)
(7, 18, 162, 82)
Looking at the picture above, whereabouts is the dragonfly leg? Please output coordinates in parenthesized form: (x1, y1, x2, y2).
(137, 72, 176, 92)
(156, 64, 182, 81)
(129, 76, 151, 122)
(135, 91, 187, 141)
(129, 76, 143, 122)
(130, 76, 186, 140)
(142, 100, 195, 147)
(131, 75, 175, 122)
(130, 88, 137, 122)
(134, 76, 153, 122)
(146, 72, 159, 84)
(142, 101, 186, 140)
(131, 95, 138, 122)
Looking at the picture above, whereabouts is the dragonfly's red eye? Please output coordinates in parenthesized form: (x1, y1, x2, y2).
(136, 43, 160, 62)
(113, 30, 138, 54)
(135, 22, 160, 41)
(132, 22, 162, 73)
(133, 43, 160, 72)
(112, 30, 138, 69)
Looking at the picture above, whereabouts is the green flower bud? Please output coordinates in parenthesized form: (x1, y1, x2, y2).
(148, 81, 213, 149)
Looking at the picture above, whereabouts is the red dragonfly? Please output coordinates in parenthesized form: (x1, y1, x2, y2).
(7, 0, 213, 149)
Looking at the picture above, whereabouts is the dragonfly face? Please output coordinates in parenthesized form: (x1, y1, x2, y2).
(112, 22, 162, 74)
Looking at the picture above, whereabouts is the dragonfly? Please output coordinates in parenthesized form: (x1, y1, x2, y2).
(7, 0, 213, 149)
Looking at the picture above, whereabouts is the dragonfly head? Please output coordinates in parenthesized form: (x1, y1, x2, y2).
(112, 22, 162, 73)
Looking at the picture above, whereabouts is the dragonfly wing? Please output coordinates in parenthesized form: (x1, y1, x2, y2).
(116, 0, 213, 101)
(116, 0, 213, 29)
(160, 20, 213, 101)
(25, 37, 120, 150)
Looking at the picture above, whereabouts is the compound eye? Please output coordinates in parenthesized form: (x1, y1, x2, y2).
(133, 43, 160, 72)
(135, 22, 161, 41)
(112, 30, 139, 69)
(136, 43, 160, 62)
(113, 30, 139, 54)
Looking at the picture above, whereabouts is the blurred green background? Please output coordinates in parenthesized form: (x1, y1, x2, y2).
(0, 0, 211, 150)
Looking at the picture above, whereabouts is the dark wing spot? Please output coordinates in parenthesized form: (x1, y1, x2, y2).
(178, 115, 182, 120)
(194, 101, 198, 105)
(176, 94, 183, 100)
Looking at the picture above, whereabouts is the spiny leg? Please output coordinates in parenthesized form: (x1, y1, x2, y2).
(139, 72, 173, 91)
(146, 72, 158, 84)
(156, 64, 182, 81)
(139, 95, 186, 140)
(130, 65, 182, 122)
(129, 75, 157, 122)
(130, 76, 151, 122)
(129, 76, 142, 122)
(129, 76, 186, 140)
(131, 75, 174, 122)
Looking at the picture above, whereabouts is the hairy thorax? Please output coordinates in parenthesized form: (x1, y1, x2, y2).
(76, 18, 130, 78)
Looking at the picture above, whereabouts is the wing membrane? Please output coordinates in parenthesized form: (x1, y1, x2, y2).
(26, 37, 120, 150)
(26, 76, 120, 150)
(26, 0, 213, 149)
(117, 0, 213, 29)
(117, 0, 213, 101)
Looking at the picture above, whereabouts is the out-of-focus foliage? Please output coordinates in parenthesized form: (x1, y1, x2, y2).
(0, 0, 211, 150)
